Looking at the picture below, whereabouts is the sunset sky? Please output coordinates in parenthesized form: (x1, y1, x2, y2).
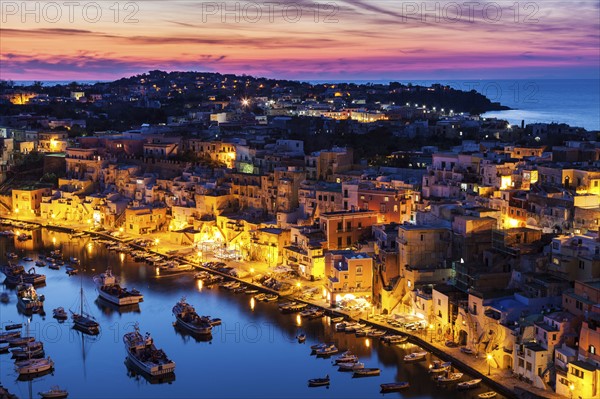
(1, 0, 599, 81)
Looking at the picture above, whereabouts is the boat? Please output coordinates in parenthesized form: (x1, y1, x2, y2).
(94, 267, 143, 306)
(308, 375, 330, 387)
(315, 345, 338, 356)
(0, 292, 9, 303)
(0, 344, 8, 353)
(330, 316, 344, 323)
(296, 334, 306, 343)
(1, 264, 46, 285)
(71, 283, 100, 335)
(460, 347, 475, 355)
(11, 342, 45, 360)
(38, 386, 68, 398)
(0, 330, 21, 342)
(428, 361, 452, 373)
(7, 336, 35, 347)
(53, 307, 68, 320)
(380, 382, 410, 392)
(172, 297, 213, 335)
(15, 357, 54, 375)
(244, 289, 258, 295)
(123, 323, 176, 377)
(17, 283, 44, 314)
(69, 257, 80, 265)
(254, 293, 266, 301)
(158, 261, 193, 274)
(48, 263, 60, 270)
(382, 335, 407, 344)
(280, 302, 307, 313)
(335, 353, 358, 364)
(23, 257, 33, 262)
(436, 372, 463, 383)
(6, 252, 19, 259)
(367, 329, 386, 337)
(353, 368, 380, 377)
(5, 323, 23, 330)
(404, 351, 428, 362)
(263, 294, 278, 302)
(457, 378, 481, 389)
(310, 343, 329, 351)
(66, 268, 78, 276)
(335, 322, 347, 332)
(338, 361, 364, 371)
(35, 261, 46, 267)
(478, 391, 497, 398)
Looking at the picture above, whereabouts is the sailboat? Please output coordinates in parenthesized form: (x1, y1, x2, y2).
(14, 319, 54, 376)
(71, 275, 100, 335)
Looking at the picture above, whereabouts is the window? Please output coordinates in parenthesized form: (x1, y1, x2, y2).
(438, 299, 441, 305)
(337, 237, 342, 247)
(337, 222, 342, 231)
(420, 234, 424, 241)
(590, 345, 597, 355)
(344, 275, 348, 280)
(526, 362, 532, 372)
(579, 260, 585, 270)
(384, 196, 389, 202)
(571, 367, 584, 379)
(346, 221, 351, 230)
(552, 334, 557, 341)
(518, 358, 524, 368)
(346, 237, 351, 246)
(356, 267, 362, 274)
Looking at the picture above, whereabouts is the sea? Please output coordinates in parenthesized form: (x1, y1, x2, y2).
(0, 228, 506, 399)
(12, 78, 600, 131)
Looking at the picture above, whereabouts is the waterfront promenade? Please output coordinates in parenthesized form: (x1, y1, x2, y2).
(1, 215, 560, 399)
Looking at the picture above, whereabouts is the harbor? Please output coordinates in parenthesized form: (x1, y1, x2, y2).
(0, 223, 515, 399)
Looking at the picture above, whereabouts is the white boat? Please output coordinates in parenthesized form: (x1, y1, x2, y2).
(15, 353, 54, 375)
(123, 324, 175, 377)
(460, 347, 475, 355)
(457, 378, 481, 389)
(478, 391, 497, 398)
(94, 267, 143, 306)
(17, 283, 44, 313)
(428, 360, 452, 373)
(382, 335, 408, 344)
(338, 361, 364, 371)
(172, 297, 213, 335)
(436, 372, 463, 383)
(38, 386, 69, 399)
(404, 351, 428, 362)
(315, 345, 338, 356)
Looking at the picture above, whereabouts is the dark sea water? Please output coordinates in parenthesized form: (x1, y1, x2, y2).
(0, 228, 505, 399)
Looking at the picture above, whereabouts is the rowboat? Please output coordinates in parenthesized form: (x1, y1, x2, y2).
(380, 382, 410, 392)
(478, 391, 497, 398)
(338, 362, 364, 371)
(436, 372, 463, 383)
(457, 378, 481, 389)
(308, 375, 330, 387)
(404, 351, 427, 362)
(353, 368, 380, 377)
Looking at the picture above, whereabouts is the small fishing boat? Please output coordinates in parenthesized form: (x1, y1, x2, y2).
(263, 294, 278, 302)
(7, 336, 35, 347)
(457, 378, 481, 389)
(380, 382, 410, 392)
(15, 357, 54, 375)
(353, 368, 380, 377)
(48, 264, 60, 270)
(335, 322, 347, 332)
(0, 344, 9, 353)
(338, 362, 364, 371)
(436, 372, 463, 383)
(382, 335, 407, 344)
(35, 261, 46, 267)
(53, 307, 68, 320)
(335, 353, 358, 364)
(38, 385, 68, 398)
(244, 289, 258, 295)
(478, 391, 497, 398)
(254, 293, 266, 301)
(367, 329, 386, 337)
(460, 347, 475, 355)
(310, 343, 329, 351)
(428, 361, 452, 373)
(330, 316, 344, 323)
(404, 351, 427, 362)
(296, 334, 306, 343)
(5, 323, 23, 330)
(316, 345, 338, 357)
(0, 292, 9, 303)
(0, 330, 21, 342)
(308, 375, 330, 387)
(22, 257, 33, 262)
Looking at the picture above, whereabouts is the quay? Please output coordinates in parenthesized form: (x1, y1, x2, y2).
(0, 217, 559, 399)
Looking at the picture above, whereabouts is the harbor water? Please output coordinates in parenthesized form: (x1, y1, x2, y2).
(0, 228, 506, 399)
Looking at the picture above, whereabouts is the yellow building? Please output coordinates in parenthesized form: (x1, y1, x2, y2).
(12, 187, 52, 216)
(556, 360, 600, 399)
(324, 250, 373, 306)
(124, 206, 167, 235)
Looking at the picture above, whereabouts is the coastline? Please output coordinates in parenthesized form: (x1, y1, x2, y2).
(1, 216, 555, 399)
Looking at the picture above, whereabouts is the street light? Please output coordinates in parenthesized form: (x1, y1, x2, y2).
(569, 383, 574, 399)
(486, 353, 493, 376)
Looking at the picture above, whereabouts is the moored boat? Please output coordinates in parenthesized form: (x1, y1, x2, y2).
(296, 333, 306, 343)
(315, 344, 338, 357)
(94, 267, 143, 306)
(17, 283, 44, 314)
(5, 323, 23, 330)
(53, 307, 68, 320)
(123, 323, 175, 377)
(404, 351, 428, 362)
(0, 330, 21, 342)
(380, 382, 410, 392)
(172, 297, 213, 335)
(0, 292, 9, 303)
(330, 316, 344, 323)
(436, 372, 463, 383)
(381, 335, 408, 344)
(428, 360, 452, 373)
(71, 286, 100, 335)
(308, 375, 330, 387)
(457, 378, 481, 389)
(460, 347, 475, 355)
(353, 367, 380, 377)
(15, 357, 54, 375)
(338, 361, 364, 371)
(478, 391, 497, 398)
(38, 386, 68, 398)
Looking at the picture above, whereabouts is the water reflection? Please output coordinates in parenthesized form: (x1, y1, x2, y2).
(95, 298, 141, 315)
